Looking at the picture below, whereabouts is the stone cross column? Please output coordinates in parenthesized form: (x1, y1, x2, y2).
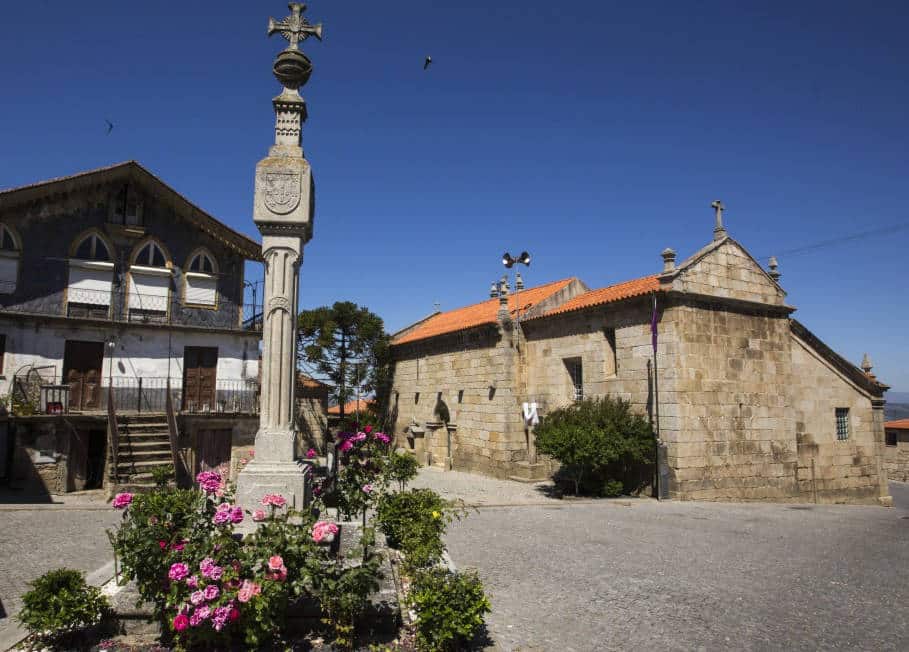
(237, 3, 323, 512)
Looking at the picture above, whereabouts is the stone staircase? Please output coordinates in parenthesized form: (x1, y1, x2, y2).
(110, 414, 174, 492)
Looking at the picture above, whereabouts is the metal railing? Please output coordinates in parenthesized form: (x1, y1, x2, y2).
(13, 375, 260, 416)
(0, 286, 262, 333)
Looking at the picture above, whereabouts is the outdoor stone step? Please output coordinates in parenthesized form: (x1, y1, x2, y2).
(120, 451, 172, 462)
(121, 426, 170, 433)
(116, 459, 174, 471)
(120, 440, 171, 450)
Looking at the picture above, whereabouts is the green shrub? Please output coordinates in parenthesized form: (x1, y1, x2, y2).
(150, 465, 174, 488)
(534, 396, 655, 496)
(410, 568, 490, 652)
(383, 450, 420, 491)
(376, 489, 449, 569)
(17, 568, 111, 645)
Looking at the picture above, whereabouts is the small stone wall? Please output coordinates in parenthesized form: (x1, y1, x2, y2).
(883, 429, 909, 482)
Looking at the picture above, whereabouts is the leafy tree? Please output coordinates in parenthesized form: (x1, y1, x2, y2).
(534, 396, 655, 496)
(296, 302, 391, 424)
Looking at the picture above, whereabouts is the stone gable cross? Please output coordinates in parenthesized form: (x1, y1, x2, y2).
(711, 199, 726, 239)
(268, 3, 323, 51)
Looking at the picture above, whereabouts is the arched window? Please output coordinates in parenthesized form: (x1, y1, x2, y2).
(73, 233, 112, 262)
(129, 239, 172, 321)
(188, 251, 216, 274)
(184, 249, 218, 308)
(0, 224, 21, 294)
(67, 232, 115, 316)
(134, 241, 167, 267)
(0, 224, 20, 252)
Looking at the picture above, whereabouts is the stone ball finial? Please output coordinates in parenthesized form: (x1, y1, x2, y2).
(661, 247, 677, 273)
(768, 255, 781, 282)
(273, 49, 313, 90)
(861, 353, 873, 374)
(490, 282, 499, 298)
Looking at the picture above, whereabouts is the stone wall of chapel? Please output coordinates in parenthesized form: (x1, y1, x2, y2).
(674, 241, 785, 306)
(520, 299, 677, 431)
(790, 335, 886, 503)
(389, 329, 528, 478)
(669, 303, 799, 501)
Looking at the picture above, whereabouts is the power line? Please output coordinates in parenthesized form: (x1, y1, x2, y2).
(759, 221, 909, 260)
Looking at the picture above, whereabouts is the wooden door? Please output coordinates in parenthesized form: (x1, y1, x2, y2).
(196, 429, 232, 475)
(182, 346, 217, 411)
(63, 340, 105, 411)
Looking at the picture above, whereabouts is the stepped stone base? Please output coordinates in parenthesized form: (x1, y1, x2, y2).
(235, 460, 312, 513)
(508, 460, 551, 483)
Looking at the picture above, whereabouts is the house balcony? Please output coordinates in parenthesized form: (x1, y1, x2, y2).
(0, 286, 262, 334)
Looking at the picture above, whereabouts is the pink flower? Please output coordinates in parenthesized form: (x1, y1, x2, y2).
(362, 483, 373, 494)
(248, 449, 255, 457)
(189, 611, 203, 627)
(364, 425, 373, 434)
(353, 432, 367, 443)
(237, 580, 261, 603)
(194, 605, 211, 622)
(196, 471, 222, 494)
(230, 506, 244, 524)
(261, 493, 287, 508)
(158, 540, 167, 550)
(172, 613, 189, 632)
(200, 557, 215, 574)
(168, 563, 189, 581)
(203, 584, 220, 601)
(312, 521, 339, 544)
(200, 557, 223, 580)
(207, 565, 223, 580)
(339, 439, 354, 453)
(212, 606, 231, 631)
(375, 432, 391, 444)
(252, 509, 267, 522)
(186, 575, 198, 589)
(268, 555, 284, 571)
(213, 510, 231, 525)
(190, 590, 205, 606)
(112, 492, 133, 509)
(306, 448, 318, 459)
(171, 540, 186, 552)
(228, 607, 240, 622)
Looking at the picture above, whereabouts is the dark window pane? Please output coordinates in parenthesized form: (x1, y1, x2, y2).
(152, 246, 165, 267)
(202, 256, 213, 273)
(190, 255, 201, 272)
(76, 237, 93, 259)
(94, 239, 110, 261)
(138, 244, 151, 265)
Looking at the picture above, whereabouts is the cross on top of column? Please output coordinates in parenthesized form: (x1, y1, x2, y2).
(268, 3, 323, 51)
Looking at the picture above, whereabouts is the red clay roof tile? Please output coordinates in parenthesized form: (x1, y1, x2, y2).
(541, 274, 663, 318)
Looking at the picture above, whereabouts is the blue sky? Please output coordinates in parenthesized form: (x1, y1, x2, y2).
(1, 1, 907, 391)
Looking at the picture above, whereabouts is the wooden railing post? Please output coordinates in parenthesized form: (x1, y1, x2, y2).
(165, 378, 186, 486)
(136, 377, 143, 414)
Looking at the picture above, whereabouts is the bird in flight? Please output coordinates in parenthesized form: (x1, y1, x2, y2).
(105, 119, 114, 135)
(423, 56, 432, 71)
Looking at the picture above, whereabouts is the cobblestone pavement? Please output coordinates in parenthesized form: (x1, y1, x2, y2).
(441, 480, 909, 652)
(0, 491, 120, 649)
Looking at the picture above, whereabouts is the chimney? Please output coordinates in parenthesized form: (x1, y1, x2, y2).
(768, 256, 781, 282)
(515, 272, 524, 291)
(661, 247, 676, 274)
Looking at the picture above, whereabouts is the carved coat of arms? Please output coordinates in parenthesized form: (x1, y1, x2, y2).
(263, 171, 301, 214)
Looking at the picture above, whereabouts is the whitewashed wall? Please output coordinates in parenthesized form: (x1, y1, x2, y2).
(0, 317, 260, 395)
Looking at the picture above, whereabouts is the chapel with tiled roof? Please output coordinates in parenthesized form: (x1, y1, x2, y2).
(387, 205, 893, 506)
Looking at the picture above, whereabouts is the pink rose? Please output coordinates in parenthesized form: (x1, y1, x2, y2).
(195, 471, 222, 494)
(306, 448, 318, 459)
(203, 584, 220, 601)
(112, 492, 133, 509)
(173, 613, 189, 632)
(364, 425, 373, 434)
(229, 607, 240, 622)
(362, 483, 373, 494)
(168, 563, 189, 581)
(190, 590, 205, 606)
(252, 509, 267, 522)
(189, 611, 203, 627)
(375, 432, 391, 444)
(237, 587, 252, 603)
(261, 493, 287, 508)
(158, 540, 167, 550)
(171, 540, 186, 552)
(312, 521, 339, 543)
(186, 575, 198, 589)
(339, 439, 354, 453)
(195, 605, 211, 621)
(268, 555, 284, 571)
(230, 506, 244, 524)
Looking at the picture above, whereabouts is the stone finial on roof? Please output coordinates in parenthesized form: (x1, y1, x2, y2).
(768, 256, 781, 282)
(861, 353, 873, 375)
(490, 281, 499, 298)
(516, 272, 525, 291)
(661, 247, 676, 273)
(498, 276, 510, 321)
(711, 200, 726, 240)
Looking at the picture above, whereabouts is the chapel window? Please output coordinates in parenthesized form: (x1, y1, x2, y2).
(604, 327, 617, 377)
(0, 224, 22, 294)
(565, 357, 583, 402)
(67, 233, 114, 318)
(835, 408, 850, 441)
(184, 250, 218, 308)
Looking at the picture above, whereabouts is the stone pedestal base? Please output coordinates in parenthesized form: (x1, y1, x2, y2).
(235, 460, 311, 513)
(508, 460, 551, 483)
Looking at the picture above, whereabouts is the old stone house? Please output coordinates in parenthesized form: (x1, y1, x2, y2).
(0, 162, 264, 495)
(884, 419, 909, 481)
(389, 213, 892, 505)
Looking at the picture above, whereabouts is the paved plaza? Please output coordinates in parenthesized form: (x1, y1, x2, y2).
(0, 491, 121, 650)
(437, 471, 909, 652)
